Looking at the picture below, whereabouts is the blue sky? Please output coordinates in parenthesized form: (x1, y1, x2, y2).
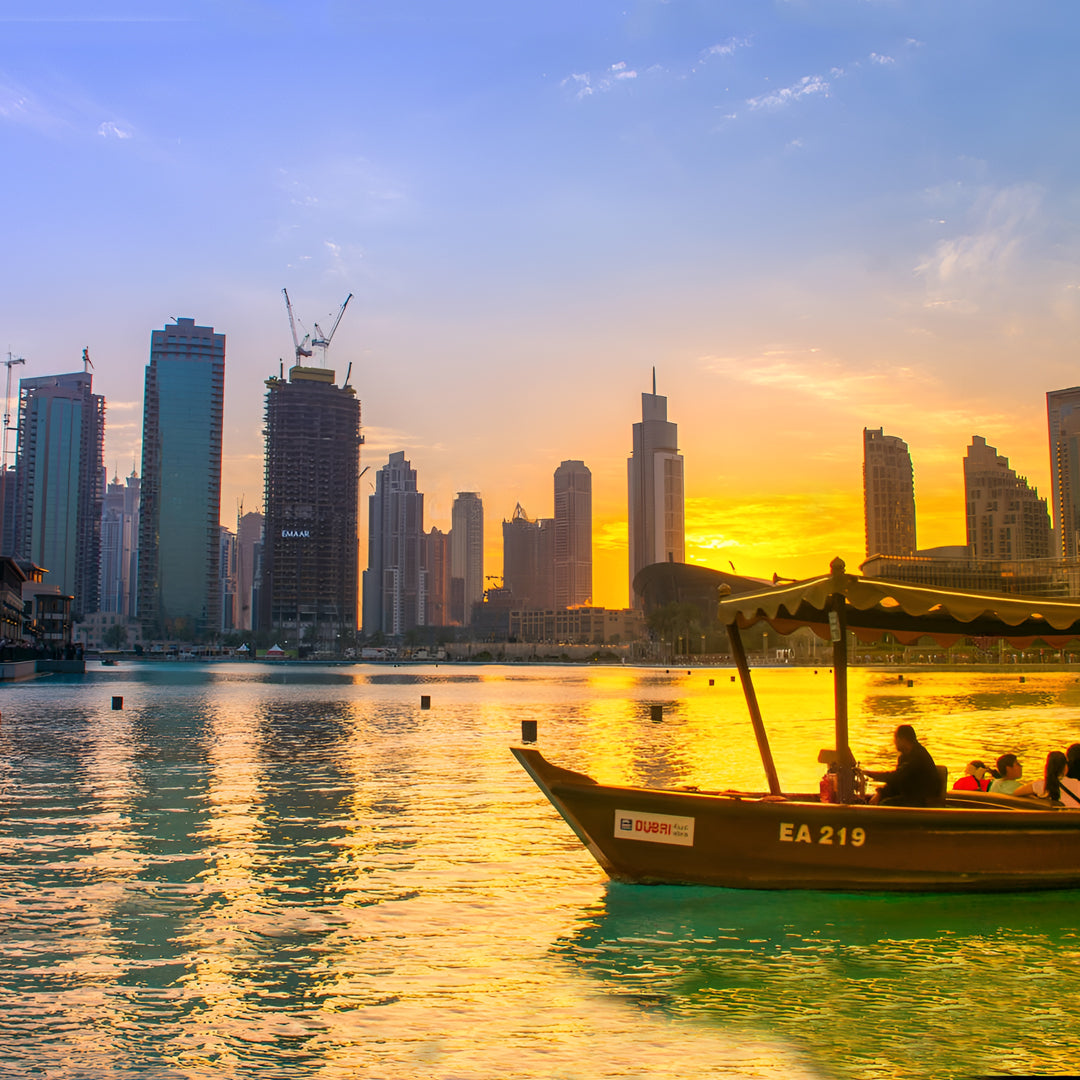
(2, 1, 1079, 603)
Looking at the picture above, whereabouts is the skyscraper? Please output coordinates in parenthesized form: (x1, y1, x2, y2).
(423, 526, 451, 627)
(627, 376, 684, 603)
(219, 525, 237, 632)
(450, 491, 484, 625)
(964, 436, 1052, 559)
(554, 459, 592, 608)
(261, 364, 361, 648)
(99, 468, 139, 617)
(363, 451, 424, 636)
(863, 428, 917, 558)
(138, 318, 225, 639)
(502, 503, 554, 610)
(14, 367, 105, 618)
(235, 510, 264, 632)
(1047, 387, 1080, 558)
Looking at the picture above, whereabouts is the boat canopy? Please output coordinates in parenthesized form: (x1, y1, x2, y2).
(716, 567, 1080, 647)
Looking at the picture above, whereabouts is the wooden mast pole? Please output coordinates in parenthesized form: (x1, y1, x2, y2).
(728, 621, 781, 796)
(828, 556, 853, 802)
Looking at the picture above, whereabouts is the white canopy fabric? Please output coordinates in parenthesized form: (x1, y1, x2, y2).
(716, 572, 1080, 647)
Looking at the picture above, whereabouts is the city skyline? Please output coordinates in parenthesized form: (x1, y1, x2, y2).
(3, 3, 1079, 606)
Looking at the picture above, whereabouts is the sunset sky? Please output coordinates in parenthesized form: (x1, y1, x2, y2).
(2, 1, 1079, 609)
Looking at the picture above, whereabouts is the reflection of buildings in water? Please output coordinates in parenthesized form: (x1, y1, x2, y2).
(557, 883, 1079, 1078)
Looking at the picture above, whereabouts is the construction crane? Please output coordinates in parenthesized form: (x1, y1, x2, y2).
(311, 293, 352, 368)
(282, 288, 312, 366)
(3, 352, 26, 469)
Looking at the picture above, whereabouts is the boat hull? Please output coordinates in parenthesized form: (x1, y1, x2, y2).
(512, 747, 1080, 892)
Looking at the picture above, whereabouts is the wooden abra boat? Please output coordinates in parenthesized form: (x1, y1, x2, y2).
(512, 558, 1080, 891)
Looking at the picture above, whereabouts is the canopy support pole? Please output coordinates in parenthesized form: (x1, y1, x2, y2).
(728, 621, 781, 796)
(829, 557, 854, 803)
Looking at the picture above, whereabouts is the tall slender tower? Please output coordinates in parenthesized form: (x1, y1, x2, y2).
(1047, 387, 1080, 558)
(14, 367, 105, 617)
(863, 428, 917, 558)
(450, 492, 484, 625)
(363, 451, 424, 636)
(964, 436, 1051, 559)
(554, 460, 592, 608)
(138, 318, 225, 639)
(235, 510, 264, 632)
(262, 365, 361, 648)
(627, 373, 684, 604)
(99, 468, 140, 617)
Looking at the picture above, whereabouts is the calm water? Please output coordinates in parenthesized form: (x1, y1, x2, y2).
(2, 662, 1080, 1079)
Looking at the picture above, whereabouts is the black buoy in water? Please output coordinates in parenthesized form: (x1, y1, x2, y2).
(521, 719, 537, 743)
(112, 696, 123, 710)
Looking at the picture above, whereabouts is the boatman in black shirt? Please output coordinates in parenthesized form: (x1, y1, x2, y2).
(864, 724, 942, 807)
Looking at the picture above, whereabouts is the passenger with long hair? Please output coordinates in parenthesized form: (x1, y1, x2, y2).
(1015, 751, 1080, 808)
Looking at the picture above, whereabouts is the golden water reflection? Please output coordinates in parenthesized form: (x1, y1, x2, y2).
(1, 663, 1079, 1078)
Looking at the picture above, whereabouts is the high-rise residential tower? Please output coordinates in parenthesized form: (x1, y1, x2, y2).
(628, 375, 684, 603)
(14, 367, 105, 618)
(1047, 387, 1080, 558)
(261, 364, 361, 648)
(138, 318, 225, 639)
(502, 503, 554, 610)
(99, 468, 140, 617)
(363, 451, 424, 636)
(964, 436, 1052, 559)
(450, 491, 484, 625)
(554, 459, 592, 608)
(863, 428, 917, 558)
(423, 526, 451, 627)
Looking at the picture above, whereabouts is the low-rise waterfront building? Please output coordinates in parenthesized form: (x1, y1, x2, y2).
(509, 606, 646, 645)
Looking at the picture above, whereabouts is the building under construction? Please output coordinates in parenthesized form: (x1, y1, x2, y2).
(260, 365, 361, 650)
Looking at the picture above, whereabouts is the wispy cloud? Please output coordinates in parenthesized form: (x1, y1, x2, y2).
(98, 120, 132, 139)
(700, 345, 909, 404)
(915, 184, 1043, 310)
(561, 61, 639, 99)
(747, 73, 830, 110)
(686, 493, 864, 574)
(702, 36, 751, 59)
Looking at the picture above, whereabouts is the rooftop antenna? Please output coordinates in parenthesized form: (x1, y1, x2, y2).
(652, 366, 656, 395)
(82, 347, 93, 373)
(3, 352, 27, 469)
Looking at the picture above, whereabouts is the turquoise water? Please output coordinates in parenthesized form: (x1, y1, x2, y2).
(2, 663, 1079, 1078)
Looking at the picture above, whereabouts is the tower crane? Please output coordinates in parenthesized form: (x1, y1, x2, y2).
(3, 352, 26, 469)
(311, 293, 352, 368)
(282, 288, 312, 366)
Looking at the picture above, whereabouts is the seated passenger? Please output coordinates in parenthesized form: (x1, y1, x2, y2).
(952, 760, 991, 792)
(864, 724, 941, 807)
(989, 754, 1024, 794)
(1014, 751, 1080, 808)
(1066, 743, 1080, 782)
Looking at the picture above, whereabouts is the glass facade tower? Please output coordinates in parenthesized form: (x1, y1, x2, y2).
(628, 378, 684, 605)
(14, 369, 104, 618)
(138, 318, 225, 639)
